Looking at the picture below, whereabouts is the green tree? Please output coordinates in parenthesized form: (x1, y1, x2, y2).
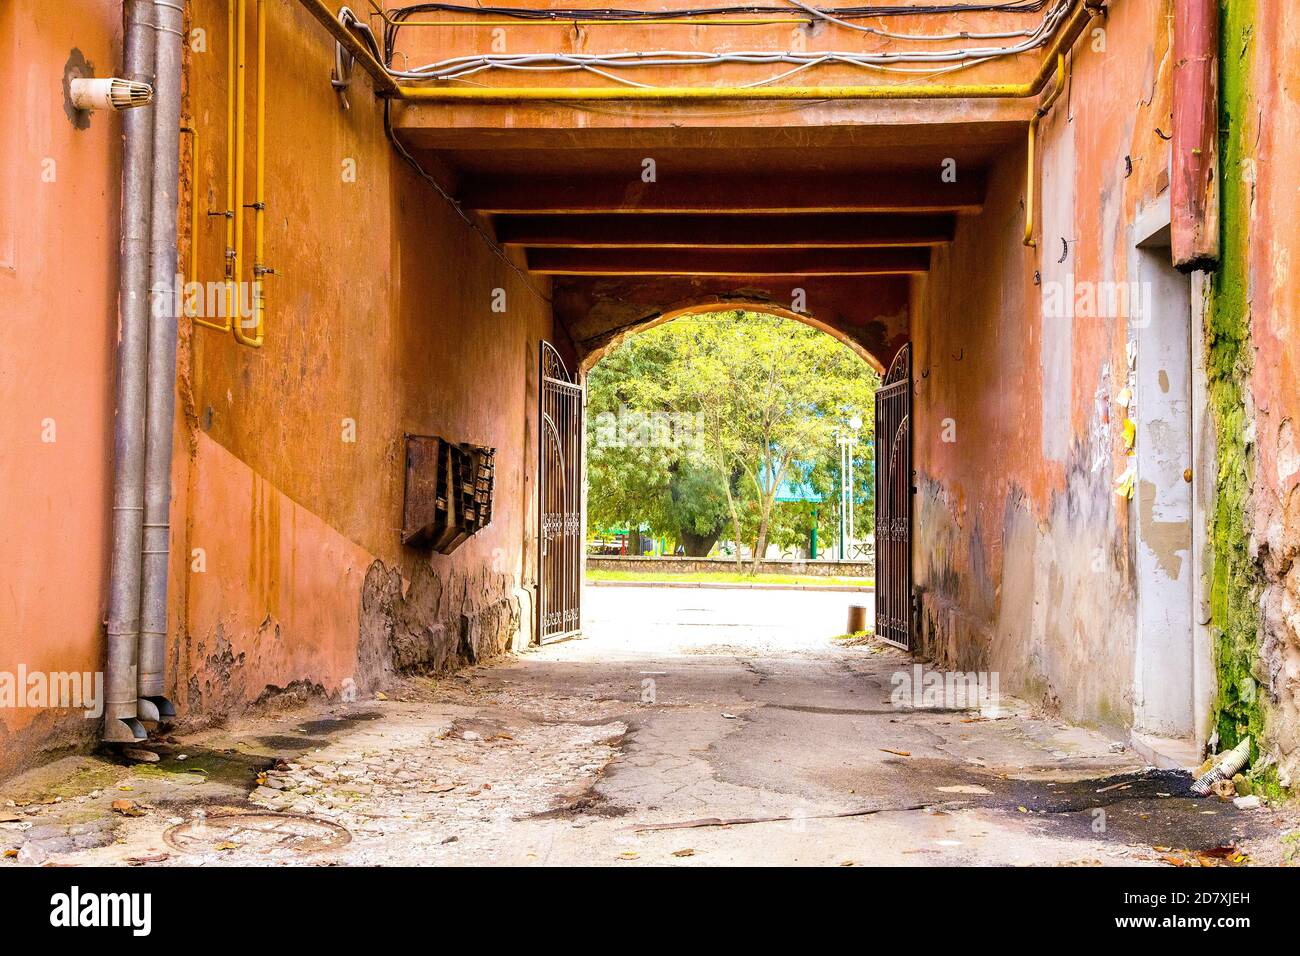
(586, 333, 730, 554)
(586, 311, 879, 570)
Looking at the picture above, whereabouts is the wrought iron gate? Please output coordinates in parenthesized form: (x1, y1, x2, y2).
(874, 343, 913, 649)
(538, 341, 583, 643)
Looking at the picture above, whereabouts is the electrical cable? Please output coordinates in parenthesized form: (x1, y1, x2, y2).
(783, 0, 1050, 39)
(375, 0, 1070, 83)
(387, 17, 1065, 82)
(378, 2, 1053, 62)
(335, 6, 549, 302)
(379, 1, 1049, 24)
(379, 2, 1055, 65)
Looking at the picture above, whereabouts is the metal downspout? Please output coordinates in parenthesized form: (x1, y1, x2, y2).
(105, 0, 157, 743)
(1171, 0, 1220, 271)
(139, 0, 186, 722)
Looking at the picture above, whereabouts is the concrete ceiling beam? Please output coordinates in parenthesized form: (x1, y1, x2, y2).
(495, 212, 956, 248)
(461, 171, 985, 215)
(525, 247, 932, 276)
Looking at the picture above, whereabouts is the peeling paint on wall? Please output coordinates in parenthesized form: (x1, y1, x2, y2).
(358, 559, 521, 685)
(911, 0, 1184, 739)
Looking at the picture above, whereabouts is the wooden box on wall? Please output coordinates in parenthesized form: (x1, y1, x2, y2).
(401, 435, 496, 554)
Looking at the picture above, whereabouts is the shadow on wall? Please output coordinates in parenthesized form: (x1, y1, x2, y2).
(173, 558, 524, 728)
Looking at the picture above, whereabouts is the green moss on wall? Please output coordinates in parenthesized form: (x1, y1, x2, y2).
(1207, 0, 1264, 762)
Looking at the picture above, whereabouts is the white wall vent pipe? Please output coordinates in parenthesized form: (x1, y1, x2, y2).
(70, 77, 153, 112)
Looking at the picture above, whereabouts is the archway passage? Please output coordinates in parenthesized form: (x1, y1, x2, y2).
(402, 135, 976, 377)
(407, 119, 953, 656)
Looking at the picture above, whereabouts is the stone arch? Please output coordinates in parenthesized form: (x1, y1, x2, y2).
(554, 276, 910, 377)
(579, 296, 887, 375)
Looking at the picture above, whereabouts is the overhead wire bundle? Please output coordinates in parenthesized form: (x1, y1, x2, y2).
(328, 1, 1069, 299)
(380, 1, 1050, 29)
(373, 0, 1073, 87)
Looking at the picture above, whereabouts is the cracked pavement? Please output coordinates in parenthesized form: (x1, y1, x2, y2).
(2, 585, 1294, 866)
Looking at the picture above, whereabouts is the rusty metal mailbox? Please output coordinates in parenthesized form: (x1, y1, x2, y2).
(401, 435, 495, 553)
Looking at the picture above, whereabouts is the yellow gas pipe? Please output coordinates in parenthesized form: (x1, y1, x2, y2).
(232, 0, 252, 345)
(234, 0, 267, 347)
(199, 0, 238, 332)
(225, 0, 247, 339)
(1024, 53, 1068, 247)
(186, 125, 231, 331)
(207, 0, 266, 347)
(194, 0, 264, 340)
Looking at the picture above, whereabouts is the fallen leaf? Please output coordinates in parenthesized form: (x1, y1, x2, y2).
(214, 842, 239, 851)
(111, 800, 144, 817)
(375, 692, 388, 701)
(3, 849, 17, 858)
(1200, 845, 1238, 859)
(671, 848, 695, 858)
(880, 748, 911, 757)
(125, 853, 170, 866)
(618, 851, 640, 860)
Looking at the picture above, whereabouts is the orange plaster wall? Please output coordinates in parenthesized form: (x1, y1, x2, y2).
(911, 0, 1178, 730)
(166, 0, 552, 718)
(0, 1, 123, 775)
(1243, 3, 1300, 784)
(176, 432, 373, 714)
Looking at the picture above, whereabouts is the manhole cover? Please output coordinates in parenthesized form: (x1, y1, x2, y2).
(164, 813, 350, 857)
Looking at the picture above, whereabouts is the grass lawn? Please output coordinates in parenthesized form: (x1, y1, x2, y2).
(585, 568, 874, 588)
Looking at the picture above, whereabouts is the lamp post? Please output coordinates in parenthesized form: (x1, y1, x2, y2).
(837, 415, 863, 559)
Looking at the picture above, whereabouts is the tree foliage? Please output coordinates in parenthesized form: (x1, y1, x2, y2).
(586, 311, 879, 567)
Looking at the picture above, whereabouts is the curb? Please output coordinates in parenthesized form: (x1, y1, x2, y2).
(586, 580, 874, 593)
